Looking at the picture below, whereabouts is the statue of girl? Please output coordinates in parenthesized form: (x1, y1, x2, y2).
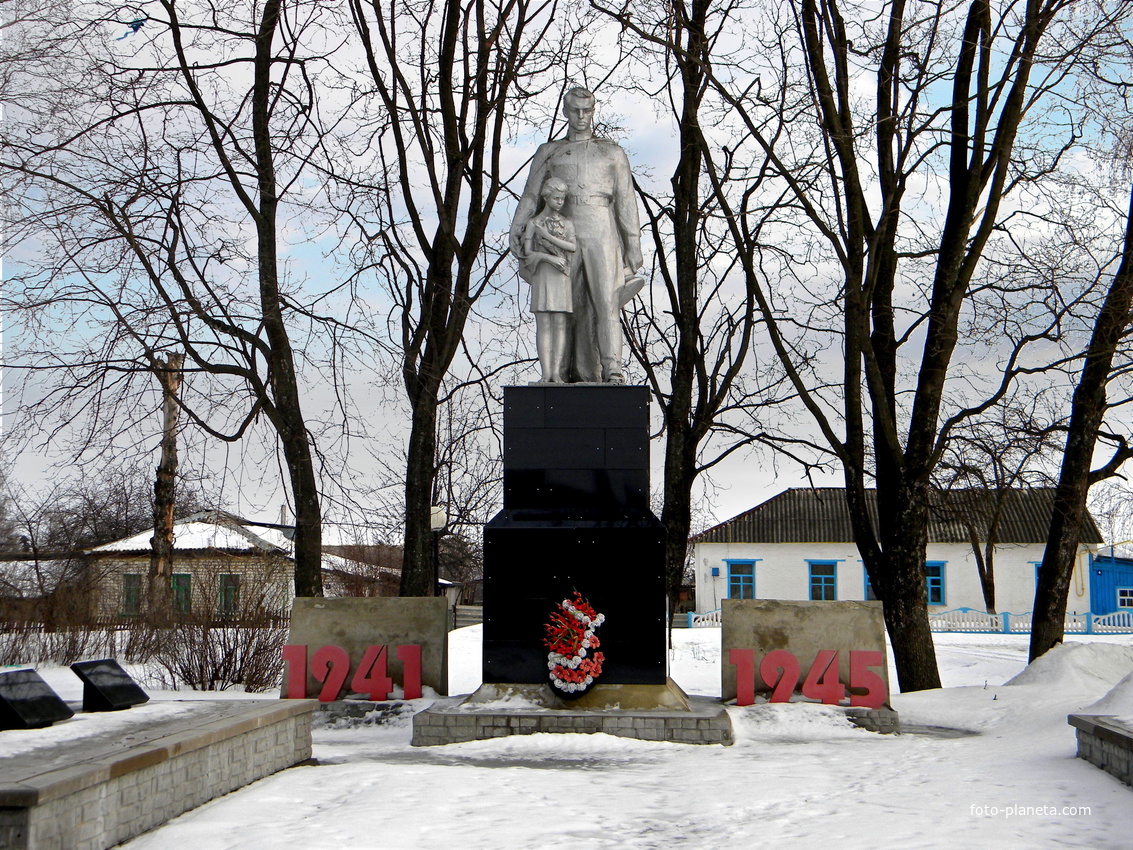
(522, 177, 577, 383)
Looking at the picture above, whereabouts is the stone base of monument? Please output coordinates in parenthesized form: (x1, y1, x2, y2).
(844, 706, 901, 734)
(465, 679, 692, 711)
(410, 679, 734, 747)
(315, 699, 415, 726)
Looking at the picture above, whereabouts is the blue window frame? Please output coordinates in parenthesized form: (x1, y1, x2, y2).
(726, 560, 756, 599)
(808, 561, 837, 601)
(863, 569, 879, 601)
(925, 561, 946, 606)
(1033, 562, 1042, 587)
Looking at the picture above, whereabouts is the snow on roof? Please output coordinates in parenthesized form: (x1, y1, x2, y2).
(87, 512, 290, 555)
(244, 525, 295, 551)
(320, 552, 399, 577)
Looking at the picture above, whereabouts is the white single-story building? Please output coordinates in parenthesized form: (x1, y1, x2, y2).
(87, 511, 296, 621)
(691, 488, 1103, 616)
(86, 512, 457, 620)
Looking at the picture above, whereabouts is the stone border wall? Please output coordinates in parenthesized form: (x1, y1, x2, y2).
(1068, 714, 1133, 788)
(0, 700, 316, 850)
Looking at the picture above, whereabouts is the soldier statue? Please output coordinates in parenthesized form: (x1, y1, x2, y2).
(510, 87, 644, 384)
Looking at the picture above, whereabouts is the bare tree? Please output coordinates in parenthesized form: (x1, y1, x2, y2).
(430, 380, 505, 600)
(348, 370, 507, 594)
(7, 464, 214, 554)
(343, 0, 562, 595)
(608, 0, 1133, 690)
(933, 402, 1062, 613)
(1086, 479, 1133, 544)
(0, 468, 21, 553)
(432, 380, 504, 540)
(149, 352, 184, 623)
(1, 1, 351, 596)
(0, 463, 214, 629)
(1032, 182, 1133, 659)
(594, 0, 808, 634)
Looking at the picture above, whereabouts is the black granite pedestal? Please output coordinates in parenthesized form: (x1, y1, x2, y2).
(482, 385, 666, 686)
(412, 384, 734, 746)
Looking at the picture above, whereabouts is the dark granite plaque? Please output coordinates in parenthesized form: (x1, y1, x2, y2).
(501, 385, 651, 515)
(0, 669, 74, 730)
(502, 468, 649, 514)
(504, 386, 650, 430)
(484, 385, 667, 686)
(483, 515, 666, 684)
(70, 659, 150, 711)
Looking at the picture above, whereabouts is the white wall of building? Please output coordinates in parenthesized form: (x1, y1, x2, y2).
(693, 540, 1095, 615)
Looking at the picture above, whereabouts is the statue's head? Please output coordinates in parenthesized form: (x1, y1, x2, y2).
(541, 177, 569, 198)
(540, 176, 569, 211)
(562, 87, 596, 134)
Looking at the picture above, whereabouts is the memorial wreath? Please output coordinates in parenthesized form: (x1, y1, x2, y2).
(543, 592, 606, 696)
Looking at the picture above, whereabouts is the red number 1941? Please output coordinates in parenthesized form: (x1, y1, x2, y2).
(728, 649, 887, 709)
(282, 644, 423, 701)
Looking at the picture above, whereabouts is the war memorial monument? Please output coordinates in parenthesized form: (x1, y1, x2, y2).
(411, 88, 735, 745)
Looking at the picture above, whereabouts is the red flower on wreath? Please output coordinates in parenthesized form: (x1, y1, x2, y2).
(543, 592, 606, 694)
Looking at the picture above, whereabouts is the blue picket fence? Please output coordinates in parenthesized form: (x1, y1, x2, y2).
(687, 608, 721, 628)
(926, 607, 1133, 634)
(685, 605, 1133, 634)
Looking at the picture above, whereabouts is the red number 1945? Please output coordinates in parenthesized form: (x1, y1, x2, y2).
(728, 649, 886, 709)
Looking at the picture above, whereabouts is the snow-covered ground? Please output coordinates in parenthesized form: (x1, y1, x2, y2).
(12, 628, 1133, 849)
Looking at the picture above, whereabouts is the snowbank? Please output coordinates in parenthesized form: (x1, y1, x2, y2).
(1006, 641, 1133, 692)
(1083, 669, 1133, 715)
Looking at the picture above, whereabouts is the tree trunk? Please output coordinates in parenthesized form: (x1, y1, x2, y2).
(656, 0, 710, 642)
(281, 416, 323, 597)
(148, 353, 183, 625)
(885, 487, 941, 691)
(660, 417, 696, 642)
(978, 568, 997, 615)
(881, 571, 941, 691)
(969, 528, 996, 615)
(401, 391, 439, 597)
(251, 0, 322, 597)
(979, 542, 997, 616)
(1031, 185, 1133, 660)
(849, 474, 943, 693)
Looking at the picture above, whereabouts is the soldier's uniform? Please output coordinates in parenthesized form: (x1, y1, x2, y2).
(515, 136, 642, 382)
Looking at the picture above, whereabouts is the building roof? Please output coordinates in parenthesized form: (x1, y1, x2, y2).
(692, 487, 1104, 546)
(320, 552, 401, 579)
(86, 510, 291, 555)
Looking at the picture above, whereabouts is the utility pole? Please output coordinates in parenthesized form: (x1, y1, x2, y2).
(148, 352, 184, 623)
